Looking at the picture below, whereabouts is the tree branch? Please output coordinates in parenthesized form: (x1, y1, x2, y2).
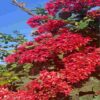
(12, 0, 33, 16)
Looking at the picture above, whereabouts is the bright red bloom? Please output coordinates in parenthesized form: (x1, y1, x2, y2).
(27, 15, 48, 28)
(5, 54, 18, 64)
(50, 33, 91, 53)
(0, 87, 35, 100)
(37, 19, 66, 34)
(34, 33, 52, 42)
(5, 32, 91, 64)
(27, 70, 72, 99)
(61, 49, 100, 83)
(18, 45, 53, 64)
(45, 0, 100, 15)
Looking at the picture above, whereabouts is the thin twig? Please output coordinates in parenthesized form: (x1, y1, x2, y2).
(12, 0, 33, 16)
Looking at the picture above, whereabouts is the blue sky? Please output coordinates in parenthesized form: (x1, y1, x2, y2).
(1, 0, 99, 40)
(0, 0, 48, 40)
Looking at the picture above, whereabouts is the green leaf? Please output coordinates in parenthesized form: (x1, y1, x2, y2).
(11, 76, 19, 81)
(79, 77, 100, 92)
(79, 95, 94, 100)
(0, 80, 8, 85)
(76, 18, 93, 30)
(2, 72, 12, 77)
(77, 21, 89, 29)
(23, 63, 33, 72)
(93, 96, 100, 100)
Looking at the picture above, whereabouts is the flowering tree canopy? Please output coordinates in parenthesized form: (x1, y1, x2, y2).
(0, 0, 100, 100)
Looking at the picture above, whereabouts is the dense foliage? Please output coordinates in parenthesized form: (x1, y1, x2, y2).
(0, 0, 100, 100)
(0, 31, 27, 86)
(0, 31, 27, 62)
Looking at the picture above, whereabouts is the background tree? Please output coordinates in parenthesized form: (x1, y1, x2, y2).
(0, 31, 27, 63)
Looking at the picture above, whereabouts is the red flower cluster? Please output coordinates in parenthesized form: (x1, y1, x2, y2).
(37, 19, 66, 34)
(35, 33, 52, 42)
(5, 53, 20, 64)
(17, 41, 34, 52)
(50, 33, 91, 53)
(1, 49, 100, 100)
(27, 15, 48, 28)
(26, 70, 72, 100)
(5, 41, 34, 63)
(45, 0, 100, 15)
(0, 87, 35, 100)
(0, 70, 72, 100)
(61, 49, 100, 83)
(18, 45, 53, 64)
(5, 32, 91, 64)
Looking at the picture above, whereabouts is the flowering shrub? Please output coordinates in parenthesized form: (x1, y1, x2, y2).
(5, 32, 91, 64)
(1, 0, 100, 100)
(45, 0, 100, 16)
